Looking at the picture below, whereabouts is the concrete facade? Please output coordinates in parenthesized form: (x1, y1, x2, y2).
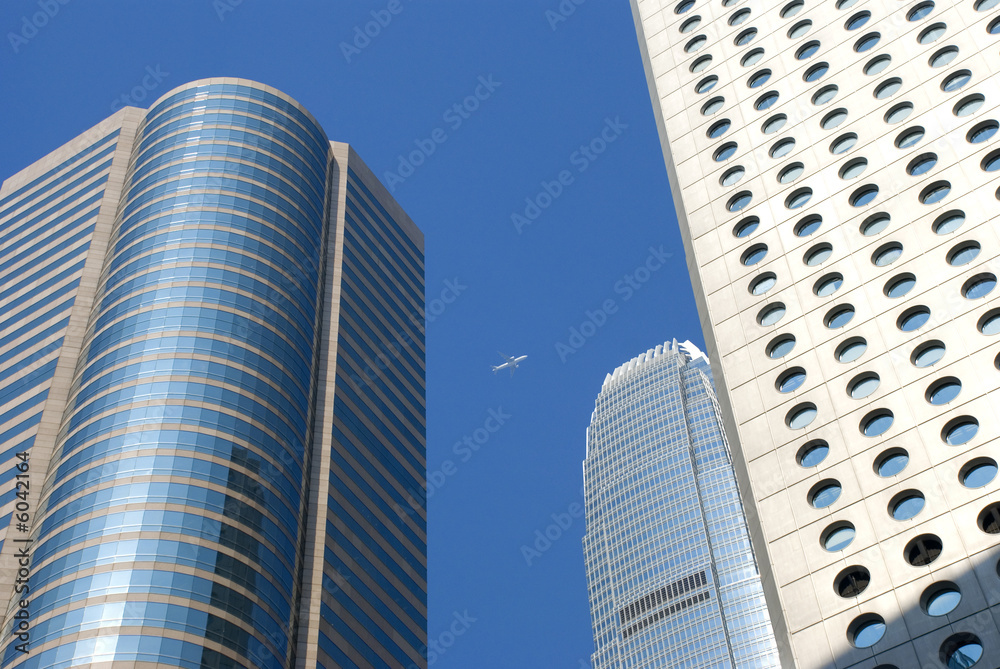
(629, 0, 1000, 666)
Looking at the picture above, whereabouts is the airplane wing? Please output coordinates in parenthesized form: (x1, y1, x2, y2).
(509, 365, 516, 378)
(497, 351, 515, 364)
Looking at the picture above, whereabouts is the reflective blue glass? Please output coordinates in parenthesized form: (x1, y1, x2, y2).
(892, 494, 925, 519)
(824, 525, 855, 551)
(963, 462, 997, 488)
(945, 420, 978, 445)
(864, 413, 894, 436)
(878, 452, 908, 477)
(812, 484, 841, 508)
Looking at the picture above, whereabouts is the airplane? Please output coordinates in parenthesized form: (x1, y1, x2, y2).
(492, 352, 527, 377)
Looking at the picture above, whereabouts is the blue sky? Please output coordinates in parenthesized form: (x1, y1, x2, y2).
(0, 1, 705, 665)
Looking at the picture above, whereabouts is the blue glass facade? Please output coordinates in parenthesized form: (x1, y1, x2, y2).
(583, 341, 779, 668)
(0, 80, 425, 669)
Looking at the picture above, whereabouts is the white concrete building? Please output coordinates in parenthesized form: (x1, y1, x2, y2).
(628, 0, 1000, 666)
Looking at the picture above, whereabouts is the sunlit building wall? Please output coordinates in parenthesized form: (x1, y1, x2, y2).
(583, 340, 779, 667)
(629, 0, 1000, 666)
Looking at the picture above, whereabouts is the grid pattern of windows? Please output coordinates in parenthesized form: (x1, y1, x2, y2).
(583, 341, 779, 668)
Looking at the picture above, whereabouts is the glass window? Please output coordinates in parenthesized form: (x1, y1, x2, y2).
(811, 481, 842, 508)
(885, 274, 915, 298)
(863, 410, 894, 436)
(924, 585, 961, 616)
(676, 0, 695, 13)
(968, 121, 998, 144)
(840, 158, 868, 179)
(877, 450, 909, 477)
(920, 181, 951, 204)
(795, 214, 822, 236)
(982, 150, 1000, 173)
(918, 23, 946, 44)
(770, 138, 796, 158)
(750, 273, 777, 295)
(837, 566, 871, 597)
(708, 119, 731, 138)
(798, 440, 829, 467)
(702, 96, 725, 114)
(755, 91, 779, 110)
(929, 46, 958, 67)
(748, 69, 771, 88)
(875, 78, 903, 99)
(758, 303, 786, 325)
(813, 85, 839, 105)
(729, 8, 751, 25)
(941, 635, 983, 669)
(846, 11, 871, 30)
(805, 244, 833, 266)
(721, 165, 746, 186)
(796, 40, 821, 59)
(714, 142, 738, 161)
(908, 153, 937, 175)
(865, 55, 892, 75)
(728, 191, 753, 211)
(873, 242, 903, 266)
(896, 126, 925, 148)
(690, 54, 713, 72)
(943, 417, 978, 445)
(767, 335, 796, 358)
(734, 216, 759, 237)
(891, 491, 924, 519)
(778, 368, 807, 392)
(785, 188, 812, 209)
(899, 307, 931, 331)
(962, 459, 998, 488)
(741, 48, 765, 66)
(788, 20, 813, 38)
(949, 241, 980, 266)
(990, 15, 1000, 34)
(681, 15, 702, 32)
(831, 133, 858, 154)
(850, 185, 879, 206)
(815, 273, 844, 297)
(928, 378, 962, 404)
(906, 534, 943, 566)
(781, 1, 804, 18)
(851, 616, 886, 648)
(963, 274, 996, 299)
(861, 212, 890, 236)
(826, 305, 855, 328)
(912, 341, 946, 367)
(779, 163, 805, 183)
(837, 0, 858, 8)
(787, 403, 817, 429)
(885, 102, 914, 124)
(822, 109, 848, 129)
(837, 338, 867, 362)
(908, 1, 935, 20)
(850, 373, 880, 399)
(977, 0, 1000, 9)
(942, 70, 972, 92)
(855, 32, 881, 52)
(686, 35, 708, 52)
(735, 28, 758, 45)
(985, 312, 1000, 335)
(696, 75, 719, 93)
(823, 523, 856, 551)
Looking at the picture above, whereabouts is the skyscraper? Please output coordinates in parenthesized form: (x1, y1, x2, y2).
(583, 340, 779, 667)
(0, 79, 426, 669)
(630, 0, 1000, 666)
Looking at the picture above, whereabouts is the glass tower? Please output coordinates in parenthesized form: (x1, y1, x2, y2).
(630, 0, 1000, 666)
(583, 340, 779, 668)
(0, 79, 426, 669)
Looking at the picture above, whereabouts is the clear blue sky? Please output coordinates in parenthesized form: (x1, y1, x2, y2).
(0, 1, 705, 666)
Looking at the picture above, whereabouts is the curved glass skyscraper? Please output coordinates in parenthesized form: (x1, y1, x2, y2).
(583, 340, 778, 668)
(0, 80, 426, 668)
